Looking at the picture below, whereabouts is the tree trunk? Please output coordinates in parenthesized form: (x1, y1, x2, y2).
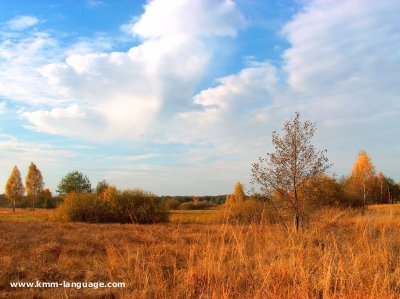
(294, 188, 300, 233)
(388, 186, 392, 204)
(363, 182, 366, 204)
(13, 200, 15, 212)
(32, 197, 35, 211)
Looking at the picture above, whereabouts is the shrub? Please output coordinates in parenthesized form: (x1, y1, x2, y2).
(162, 198, 181, 210)
(220, 199, 279, 224)
(178, 200, 215, 210)
(55, 189, 168, 224)
(114, 190, 168, 223)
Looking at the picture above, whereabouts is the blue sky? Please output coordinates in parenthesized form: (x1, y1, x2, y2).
(0, 0, 399, 195)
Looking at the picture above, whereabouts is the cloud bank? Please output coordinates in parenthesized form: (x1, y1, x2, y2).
(20, 0, 245, 141)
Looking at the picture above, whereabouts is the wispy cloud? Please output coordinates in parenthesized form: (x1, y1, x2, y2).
(86, 0, 105, 8)
(106, 153, 160, 162)
(0, 134, 76, 190)
(0, 30, 66, 106)
(7, 15, 39, 30)
(0, 102, 6, 114)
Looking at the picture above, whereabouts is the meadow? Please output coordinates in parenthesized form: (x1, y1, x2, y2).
(0, 206, 400, 298)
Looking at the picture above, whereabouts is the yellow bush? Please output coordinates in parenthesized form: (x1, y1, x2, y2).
(55, 189, 168, 223)
(220, 199, 278, 224)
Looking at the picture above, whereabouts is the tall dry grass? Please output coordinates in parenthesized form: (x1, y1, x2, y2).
(0, 207, 399, 298)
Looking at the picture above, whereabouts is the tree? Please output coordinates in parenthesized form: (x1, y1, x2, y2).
(383, 176, 400, 204)
(25, 162, 44, 210)
(5, 166, 25, 212)
(225, 182, 246, 205)
(251, 112, 330, 232)
(351, 151, 375, 204)
(298, 175, 344, 208)
(37, 188, 54, 208)
(57, 171, 92, 195)
(95, 180, 110, 194)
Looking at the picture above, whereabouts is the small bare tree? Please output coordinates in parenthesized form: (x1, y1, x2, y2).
(251, 112, 331, 232)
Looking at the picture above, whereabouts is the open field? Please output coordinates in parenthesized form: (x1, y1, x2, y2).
(0, 208, 53, 222)
(169, 209, 218, 224)
(0, 208, 219, 224)
(0, 206, 400, 298)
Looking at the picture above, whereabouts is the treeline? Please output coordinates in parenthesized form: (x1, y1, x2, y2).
(159, 195, 226, 210)
(1, 166, 226, 210)
(2, 149, 399, 223)
(220, 154, 400, 227)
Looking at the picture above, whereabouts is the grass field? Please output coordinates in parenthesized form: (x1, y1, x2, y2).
(0, 206, 400, 298)
(168, 209, 218, 223)
(0, 208, 53, 222)
(0, 208, 218, 224)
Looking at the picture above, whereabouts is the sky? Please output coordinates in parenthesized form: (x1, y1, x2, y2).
(0, 0, 399, 196)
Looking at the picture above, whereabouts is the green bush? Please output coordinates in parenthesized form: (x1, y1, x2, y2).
(178, 201, 215, 210)
(161, 198, 181, 210)
(56, 189, 168, 224)
(114, 190, 168, 223)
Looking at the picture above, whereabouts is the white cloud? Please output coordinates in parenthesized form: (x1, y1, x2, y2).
(7, 16, 39, 31)
(131, 0, 246, 39)
(281, 0, 400, 120)
(162, 0, 400, 182)
(165, 61, 278, 145)
(86, 0, 105, 8)
(22, 0, 245, 141)
(106, 153, 159, 161)
(65, 37, 113, 56)
(0, 102, 6, 114)
(0, 31, 67, 105)
(278, 0, 400, 176)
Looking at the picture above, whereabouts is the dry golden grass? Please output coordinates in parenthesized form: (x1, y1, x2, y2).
(0, 208, 52, 222)
(0, 207, 400, 298)
(169, 209, 218, 223)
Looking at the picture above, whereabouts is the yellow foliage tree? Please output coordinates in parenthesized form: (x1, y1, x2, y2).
(5, 166, 25, 212)
(351, 151, 375, 203)
(25, 162, 44, 211)
(40, 188, 53, 207)
(225, 182, 246, 205)
(100, 185, 118, 201)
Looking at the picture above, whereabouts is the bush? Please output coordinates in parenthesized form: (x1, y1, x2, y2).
(162, 198, 181, 210)
(178, 201, 215, 210)
(220, 199, 279, 224)
(55, 189, 168, 224)
(115, 190, 168, 223)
